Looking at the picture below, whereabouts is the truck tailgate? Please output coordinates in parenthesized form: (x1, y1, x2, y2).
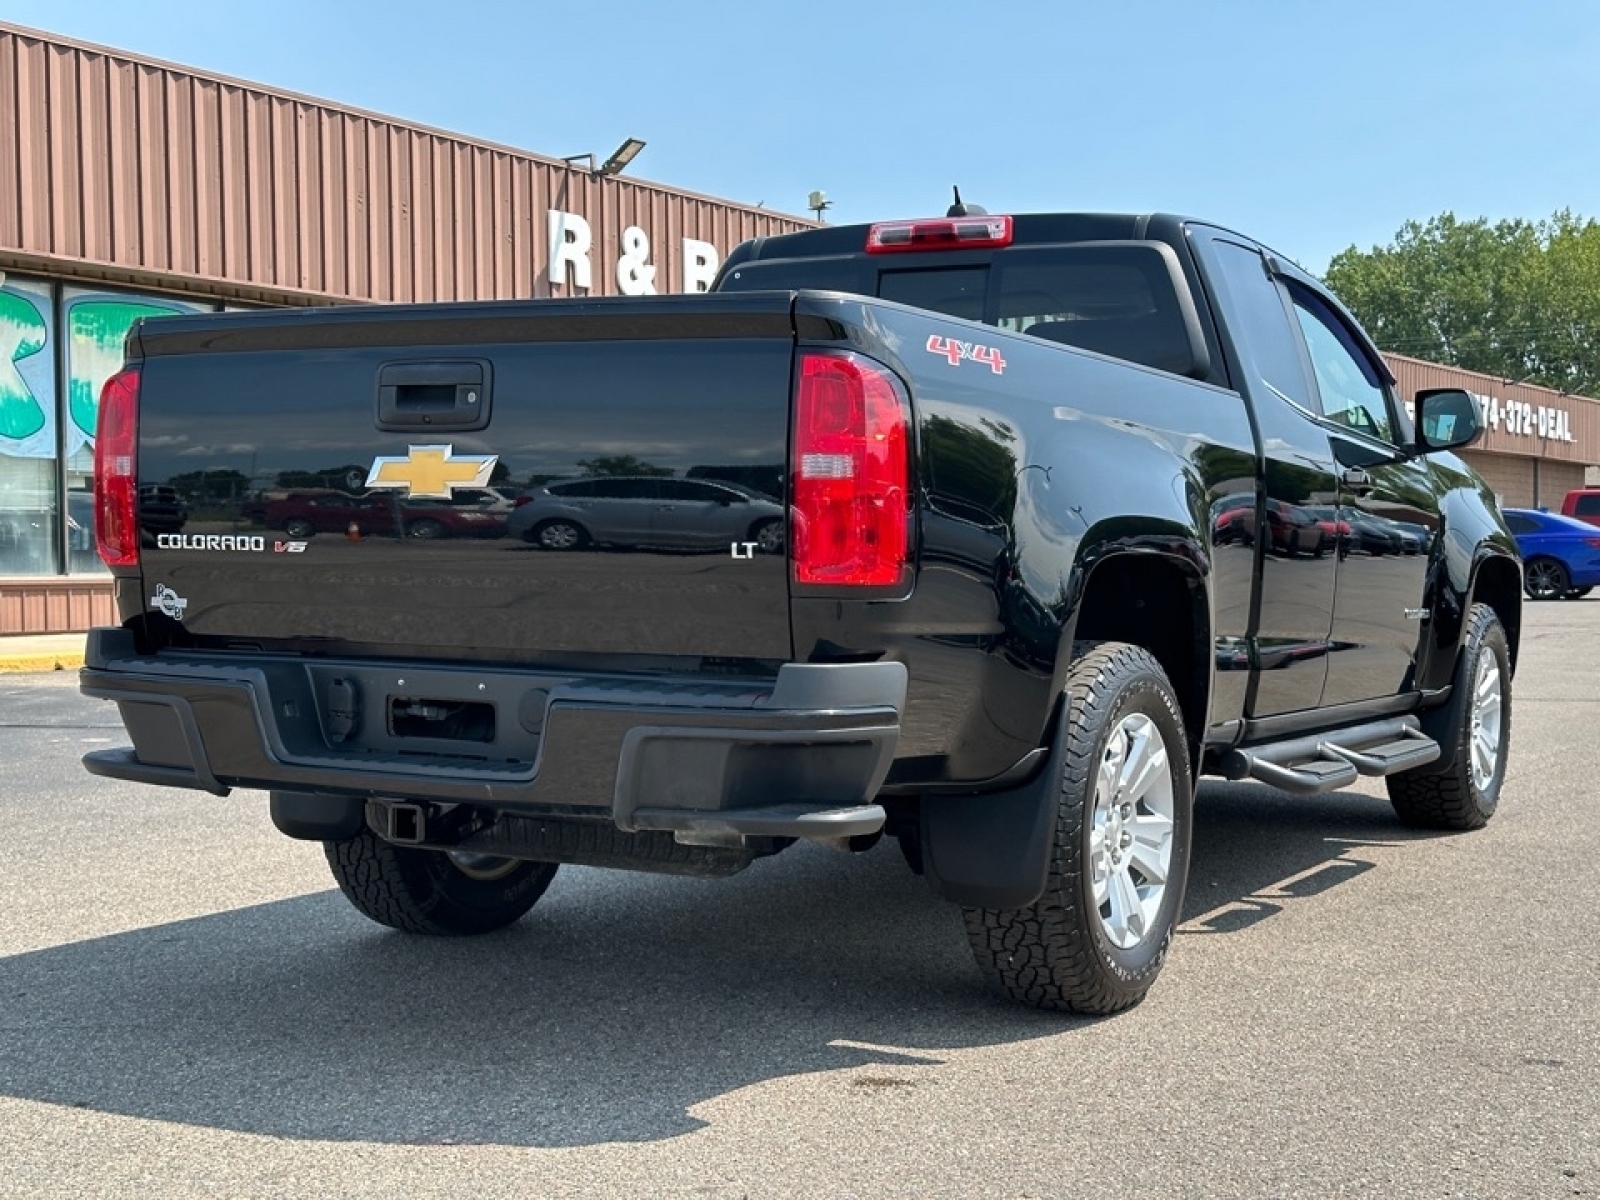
(130, 298, 796, 664)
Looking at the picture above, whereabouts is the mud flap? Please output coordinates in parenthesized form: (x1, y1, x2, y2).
(919, 755, 1059, 910)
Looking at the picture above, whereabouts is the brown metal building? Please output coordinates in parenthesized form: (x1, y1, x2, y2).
(1384, 354, 1600, 508)
(3, 23, 1599, 636)
(0, 22, 814, 634)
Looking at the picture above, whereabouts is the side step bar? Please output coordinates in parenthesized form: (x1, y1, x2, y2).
(1217, 716, 1441, 796)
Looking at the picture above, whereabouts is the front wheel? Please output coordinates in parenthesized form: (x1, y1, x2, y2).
(1524, 557, 1570, 600)
(750, 518, 784, 554)
(325, 827, 558, 934)
(1387, 603, 1510, 830)
(531, 520, 587, 551)
(963, 642, 1193, 1015)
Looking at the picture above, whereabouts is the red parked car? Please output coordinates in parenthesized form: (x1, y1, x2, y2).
(258, 491, 508, 540)
(1561, 488, 1600, 528)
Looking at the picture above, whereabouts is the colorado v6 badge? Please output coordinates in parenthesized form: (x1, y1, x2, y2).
(365, 445, 498, 499)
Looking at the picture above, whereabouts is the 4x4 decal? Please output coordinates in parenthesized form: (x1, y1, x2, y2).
(926, 334, 1006, 375)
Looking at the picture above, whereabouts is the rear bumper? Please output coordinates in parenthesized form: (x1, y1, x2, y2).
(79, 629, 904, 844)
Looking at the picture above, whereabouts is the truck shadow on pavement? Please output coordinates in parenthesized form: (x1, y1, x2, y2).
(0, 780, 1441, 1148)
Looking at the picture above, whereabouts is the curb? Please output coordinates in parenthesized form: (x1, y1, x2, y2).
(0, 651, 85, 674)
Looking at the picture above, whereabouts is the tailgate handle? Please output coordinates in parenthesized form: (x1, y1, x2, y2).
(376, 359, 493, 431)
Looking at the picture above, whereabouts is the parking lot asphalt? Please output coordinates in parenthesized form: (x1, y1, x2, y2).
(0, 599, 1596, 1199)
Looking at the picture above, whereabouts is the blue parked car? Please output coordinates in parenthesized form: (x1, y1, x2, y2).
(1501, 507, 1600, 600)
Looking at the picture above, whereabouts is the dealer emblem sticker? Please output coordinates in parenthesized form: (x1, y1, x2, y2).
(150, 584, 189, 621)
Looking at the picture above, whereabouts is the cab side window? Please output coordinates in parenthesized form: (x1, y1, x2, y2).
(1203, 240, 1315, 411)
(1290, 291, 1396, 444)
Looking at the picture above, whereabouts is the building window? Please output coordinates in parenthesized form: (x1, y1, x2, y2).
(0, 276, 58, 577)
(63, 287, 214, 574)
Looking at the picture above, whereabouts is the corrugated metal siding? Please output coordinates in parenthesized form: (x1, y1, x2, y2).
(0, 23, 814, 306)
(1385, 353, 1600, 466)
(0, 579, 114, 634)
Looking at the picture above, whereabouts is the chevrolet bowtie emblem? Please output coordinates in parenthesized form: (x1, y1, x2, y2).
(365, 445, 498, 499)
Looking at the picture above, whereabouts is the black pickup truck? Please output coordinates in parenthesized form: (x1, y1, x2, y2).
(80, 208, 1520, 1015)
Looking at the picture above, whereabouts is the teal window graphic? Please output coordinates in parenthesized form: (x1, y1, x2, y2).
(67, 301, 181, 441)
(0, 290, 48, 440)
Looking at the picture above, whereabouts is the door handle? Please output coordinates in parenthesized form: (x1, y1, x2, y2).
(1340, 467, 1375, 495)
(375, 359, 492, 431)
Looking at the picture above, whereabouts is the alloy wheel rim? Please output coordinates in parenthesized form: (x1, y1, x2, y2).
(1468, 651, 1504, 792)
(1089, 712, 1176, 950)
(1528, 561, 1563, 598)
(541, 524, 578, 549)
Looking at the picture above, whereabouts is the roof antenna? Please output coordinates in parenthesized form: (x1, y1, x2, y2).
(947, 186, 987, 218)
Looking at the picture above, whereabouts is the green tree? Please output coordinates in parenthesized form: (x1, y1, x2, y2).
(574, 454, 672, 477)
(1324, 210, 1600, 397)
(167, 469, 250, 503)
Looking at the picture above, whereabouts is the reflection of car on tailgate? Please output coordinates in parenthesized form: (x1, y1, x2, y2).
(137, 485, 187, 534)
(508, 477, 785, 552)
(260, 490, 507, 539)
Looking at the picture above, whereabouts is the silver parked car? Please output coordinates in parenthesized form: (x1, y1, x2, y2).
(507, 477, 785, 553)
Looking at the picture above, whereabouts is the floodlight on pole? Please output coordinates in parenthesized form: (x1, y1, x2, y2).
(560, 138, 647, 178)
(599, 137, 647, 176)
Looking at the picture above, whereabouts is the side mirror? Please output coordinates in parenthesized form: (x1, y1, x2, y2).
(1414, 388, 1483, 453)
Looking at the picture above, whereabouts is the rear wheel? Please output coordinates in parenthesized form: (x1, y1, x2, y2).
(405, 518, 444, 540)
(324, 826, 558, 934)
(963, 642, 1192, 1015)
(1387, 603, 1510, 830)
(283, 517, 314, 539)
(1524, 557, 1570, 600)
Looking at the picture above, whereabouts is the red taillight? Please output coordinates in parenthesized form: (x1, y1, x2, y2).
(94, 366, 141, 569)
(866, 215, 1013, 254)
(791, 352, 910, 587)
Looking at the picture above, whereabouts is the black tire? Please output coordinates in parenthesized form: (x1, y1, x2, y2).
(749, 517, 784, 555)
(283, 517, 314, 539)
(405, 517, 444, 540)
(1387, 603, 1510, 831)
(531, 519, 587, 551)
(1523, 557, 1570, 601)
(963, 642, 1193, 1015)
(1564, 586, 1592, 600)
(324, 826, 558, 934)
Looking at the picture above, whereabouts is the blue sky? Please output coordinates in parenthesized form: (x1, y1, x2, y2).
(6, 0, 1597, 274)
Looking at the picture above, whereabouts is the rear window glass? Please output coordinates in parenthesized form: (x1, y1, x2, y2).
(878, 268, 987, 322)
(720, 240, 1199, 378)
(1503, 513, 1538, 534)
(991, 257, 1164, 331)
(988, 246, 1199, 377)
